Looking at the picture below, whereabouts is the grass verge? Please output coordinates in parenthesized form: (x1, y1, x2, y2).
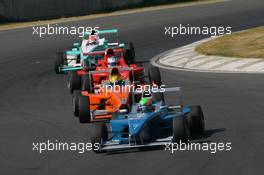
(196, 26, 264, 58)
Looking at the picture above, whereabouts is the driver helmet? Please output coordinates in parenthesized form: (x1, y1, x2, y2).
(110, 68, 121, 84)
(107, 56, 119, 67)
(139, 97, 152, 106)
(88, 30, 99, 44)
(139, 91, 154, 112)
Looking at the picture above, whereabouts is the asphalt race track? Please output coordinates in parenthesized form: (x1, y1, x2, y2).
(0, 0, 264, 174)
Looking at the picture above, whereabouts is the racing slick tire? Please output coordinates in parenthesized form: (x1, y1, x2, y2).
(82, 74, 94, 93)
(172, 117, 190, 143)
(79, 96, 91, 123)
(148, 66, 164, 102)
(148, 66, 162, 86)
(72, 90, 81, 117)
(67, 71, 81, 94)
(54, 52, 65, 74)
(124, 42, 136, 64)
(153, 92, 164, 102)
(90, 123, 108, 153)
(187, 105, 205, 134)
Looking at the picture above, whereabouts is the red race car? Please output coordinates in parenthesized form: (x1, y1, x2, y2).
(69, 47, 162, 93)
(80, 48, 146, 93)
(67, 45, 137, 93)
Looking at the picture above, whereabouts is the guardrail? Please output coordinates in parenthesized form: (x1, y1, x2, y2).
(0, 0, 188, 22)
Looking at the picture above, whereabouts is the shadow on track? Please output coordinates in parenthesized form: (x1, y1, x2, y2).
(191, 128, 226, 140)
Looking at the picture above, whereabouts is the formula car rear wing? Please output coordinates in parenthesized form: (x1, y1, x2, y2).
(132, 87, 181, 94)
(60, 66, 83, 72)
(83, 29, 118, 35)
(98, 29, 118, 34)
(132, 86, 183, 110)
(83, 29, 119, 46)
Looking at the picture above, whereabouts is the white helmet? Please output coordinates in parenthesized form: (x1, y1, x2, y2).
(88, 35, 99, 45)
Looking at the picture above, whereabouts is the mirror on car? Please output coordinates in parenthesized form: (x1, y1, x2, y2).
(119, 109, 128, 114)
(73, 43, 80, 47)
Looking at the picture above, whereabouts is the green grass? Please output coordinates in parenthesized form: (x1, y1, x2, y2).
(196, 26, 264, 58)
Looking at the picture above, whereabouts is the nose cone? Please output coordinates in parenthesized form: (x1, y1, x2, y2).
(128, 113, 148, 135)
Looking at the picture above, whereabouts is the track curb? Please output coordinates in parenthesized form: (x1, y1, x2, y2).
(151, 37, 264, 74)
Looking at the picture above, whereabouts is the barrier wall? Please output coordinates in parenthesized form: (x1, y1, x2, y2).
(0, 0, 188, 22)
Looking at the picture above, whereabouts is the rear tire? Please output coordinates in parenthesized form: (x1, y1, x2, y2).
(67, 71, 81, 94)
(91, 123, 108, 153)
(124, 42, 135, 64)
(79, 96, 91, 123)
(187, 105, 205, 134)
(172, 117, 190, 143)
(72, 90, 81, 117)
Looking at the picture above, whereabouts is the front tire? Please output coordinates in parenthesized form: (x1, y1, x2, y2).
(54, 52, 65, 74)
(148, 66, 164, 102)
(91, 123, 108, 153)
(79, 96, 91, 123)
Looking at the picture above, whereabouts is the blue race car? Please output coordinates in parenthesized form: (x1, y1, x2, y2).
(89, 87, 205, 153)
